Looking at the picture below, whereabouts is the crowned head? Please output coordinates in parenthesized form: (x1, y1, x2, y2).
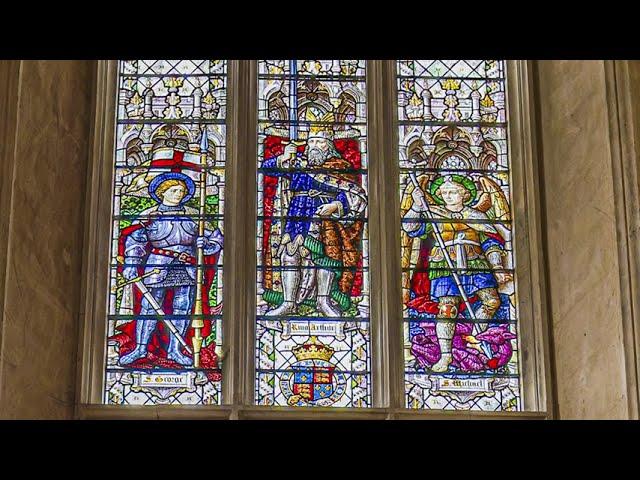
(302, 110, 342, 165)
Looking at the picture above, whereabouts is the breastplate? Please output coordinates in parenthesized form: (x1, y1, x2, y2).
(145, 214, 197, 248)
(438, 223, 480, 243)
(430, 223, 483, 263)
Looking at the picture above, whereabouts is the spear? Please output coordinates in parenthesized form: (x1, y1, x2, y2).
(191, 128, 208, 368)
(408, 174, 498, 368)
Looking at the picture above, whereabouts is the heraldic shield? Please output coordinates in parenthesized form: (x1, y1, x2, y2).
(292, 362, 335, 402)
(281, 337, 347, 407)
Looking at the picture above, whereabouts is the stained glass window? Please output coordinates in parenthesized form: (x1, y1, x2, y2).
(398, 60, 522, 411)
(104, 60, 226, 405)
(256, 60, 371, 407)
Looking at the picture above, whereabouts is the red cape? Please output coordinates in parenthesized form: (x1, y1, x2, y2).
(261, 136, 364, 297)
(110, 223, 220, 378)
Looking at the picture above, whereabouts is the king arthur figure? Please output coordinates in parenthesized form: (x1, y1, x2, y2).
(261, 124, 367, 320)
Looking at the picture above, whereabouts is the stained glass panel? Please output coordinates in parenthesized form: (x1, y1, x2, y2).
(398, 60, 522, 411)
(103, 60, 226, 405)
(256, 60, 371, 407)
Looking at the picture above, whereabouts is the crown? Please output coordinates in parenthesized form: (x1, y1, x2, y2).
(308, 124, 334, 140)
(306, 109, 335, 140)
(292, 337, 335, 362)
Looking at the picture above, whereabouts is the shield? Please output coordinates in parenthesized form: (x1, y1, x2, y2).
(291, 360, 335, 402)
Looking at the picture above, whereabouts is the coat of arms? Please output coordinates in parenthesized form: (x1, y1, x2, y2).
(280, 337, 347, 407)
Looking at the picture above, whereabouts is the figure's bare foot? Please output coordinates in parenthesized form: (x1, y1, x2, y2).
(431, 353, 452, 373)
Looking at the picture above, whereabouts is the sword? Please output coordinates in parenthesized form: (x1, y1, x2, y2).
(115, 266, 193, 354)
(408, 172, 477, 321)
(111, 268, 160, 293)
(289, 59, 298, 142)
(282, 60, 307, 162)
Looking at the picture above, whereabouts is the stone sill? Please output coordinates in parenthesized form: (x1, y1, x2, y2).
(77, 404, 549, 420)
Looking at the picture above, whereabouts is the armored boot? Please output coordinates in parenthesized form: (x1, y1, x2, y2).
(432, 322, 455, 372)
(316, 269, 350, 340)
(316, 269, 342, 318)
(166, 318, 192, 366)
(266, 250, 301, 316)
(431, 297, 458, 372)
(473, 288, 501, 361)
(474, 288, 500, 320)
(119, 319, 157, 365)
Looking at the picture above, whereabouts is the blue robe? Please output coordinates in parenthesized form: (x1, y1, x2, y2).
(262, 156, 350, 237)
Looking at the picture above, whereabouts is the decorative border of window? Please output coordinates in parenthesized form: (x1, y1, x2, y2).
(76, 60, 551, 419)
(501, 60, 553, 413)
(76, 61, 241, 416)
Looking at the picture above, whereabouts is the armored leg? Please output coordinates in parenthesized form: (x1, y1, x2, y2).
(167, 285, 194, 366)
(315, 268, 351, 339)
(266, 249, 301, 316)
(474, 287, 501, 330)
(119, 287, 164, 365)
(316, 268, 342, 318)
(431, 296, 459, 372)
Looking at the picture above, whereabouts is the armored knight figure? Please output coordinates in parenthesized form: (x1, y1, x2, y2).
(119, 171, 223, 366)
(261, 125, 367, 319)
(403, 174, 512, 372)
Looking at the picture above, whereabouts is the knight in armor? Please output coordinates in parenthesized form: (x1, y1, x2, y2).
(403, 174, 512, 372)
(261, 126, 367, 319)
(119, 171, 223, 366)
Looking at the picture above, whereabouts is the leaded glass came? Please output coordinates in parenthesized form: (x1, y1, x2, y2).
(256, 60, 371, 407)
(398, 60, 522, 411)
(104, 60, 227, 405)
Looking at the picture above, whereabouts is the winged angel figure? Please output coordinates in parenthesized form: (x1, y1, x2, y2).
(401, 172, 516, 373)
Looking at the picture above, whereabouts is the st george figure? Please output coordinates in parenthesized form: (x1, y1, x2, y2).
(119, 171, 223, 366)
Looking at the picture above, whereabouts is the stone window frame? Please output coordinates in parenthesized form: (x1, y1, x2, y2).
(76, 60, 552, 419)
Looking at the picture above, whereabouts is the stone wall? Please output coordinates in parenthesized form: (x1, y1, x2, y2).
(535, 60, 636, 419)
(0, 61, 94, 418)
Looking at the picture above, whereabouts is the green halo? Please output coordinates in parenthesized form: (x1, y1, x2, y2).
(429, 174, 477, 206)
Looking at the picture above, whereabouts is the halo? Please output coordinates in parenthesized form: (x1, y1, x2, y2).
(148, 172, 196, 205)
(429, 174, 477, 206)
